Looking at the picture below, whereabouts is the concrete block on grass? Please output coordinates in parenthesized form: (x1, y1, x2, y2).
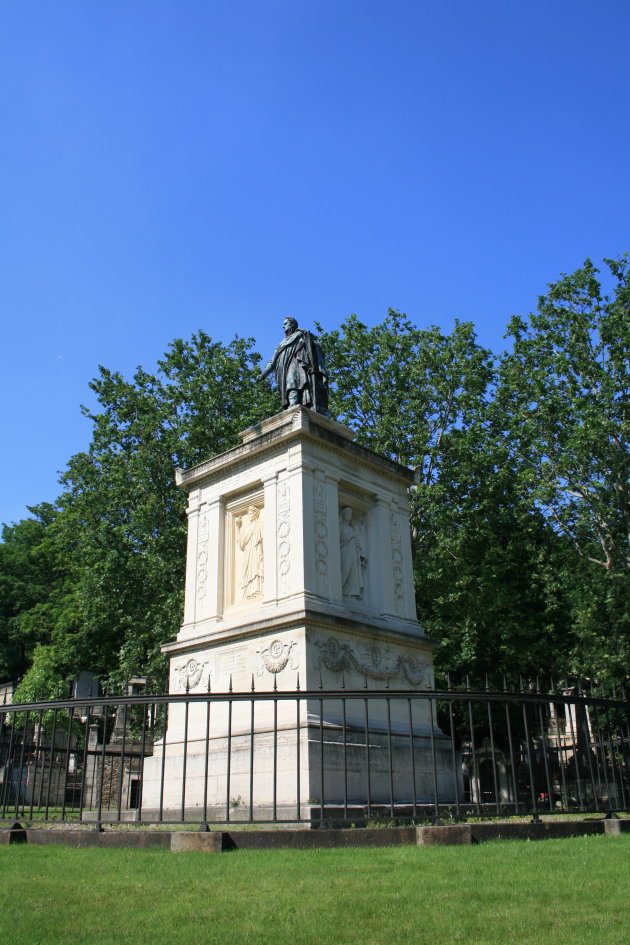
(603, 818, 630, 836)
(0, 823, 27, 845)
(171, 831, 225, 852)
(416, 825, 473, 845)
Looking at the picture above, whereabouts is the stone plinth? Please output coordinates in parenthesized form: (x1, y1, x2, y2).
(141, 407, 456, 815)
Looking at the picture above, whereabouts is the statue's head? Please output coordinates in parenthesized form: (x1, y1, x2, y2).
(340, 506, 353, 524)
(283, 316, 298, 334)
(247, 505, 259, 519)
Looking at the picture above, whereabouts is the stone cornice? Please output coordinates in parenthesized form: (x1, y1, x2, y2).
(174, 407, 414, 491)
(163, 606, 437, 656)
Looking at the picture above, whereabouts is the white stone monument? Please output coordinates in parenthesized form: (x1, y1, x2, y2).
(141, 407, 454, 818)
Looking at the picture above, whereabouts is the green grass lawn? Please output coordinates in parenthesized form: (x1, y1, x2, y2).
(1, 836, 628, 945)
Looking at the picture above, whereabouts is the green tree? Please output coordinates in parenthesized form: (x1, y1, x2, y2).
(12, 643, 68, 704)
(498, 257, 629, 574)
(320, 313, 574, 683)
(4, 271, 629, 693)
(319, 311, 493, 471)
(0, 504, 76, 683)
(494, 257, 630, 683)
(44, 331, 278, 691)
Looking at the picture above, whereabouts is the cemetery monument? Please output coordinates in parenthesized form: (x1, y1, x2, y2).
(141, 318, 454, 817)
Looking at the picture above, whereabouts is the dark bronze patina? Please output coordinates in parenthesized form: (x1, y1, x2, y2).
(258, 317, 329, 415)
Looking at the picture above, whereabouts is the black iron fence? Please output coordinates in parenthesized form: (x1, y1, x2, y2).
(1, 682, 629, 826)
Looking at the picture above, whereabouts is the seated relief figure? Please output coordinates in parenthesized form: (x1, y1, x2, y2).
(339, 506, 366, 599)
(236, 506, 264, 601)
(258, 317, 329, 416)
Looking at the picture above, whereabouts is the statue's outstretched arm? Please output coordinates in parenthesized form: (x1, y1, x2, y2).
(257, 357, 276, 383)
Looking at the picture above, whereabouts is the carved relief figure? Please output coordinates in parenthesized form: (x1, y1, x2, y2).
(236, 506, 264, 600)
(339, 506, 366, 599)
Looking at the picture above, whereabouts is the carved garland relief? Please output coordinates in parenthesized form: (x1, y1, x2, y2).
(277, 480, 291, 595)
(314, 635, 426, 686)
(390, 511, 405, 613)
(313, 477, 329, 595)
(173, 657, 209, 691)
(196, 511, 209, 608)
(257, 638, 299, 676)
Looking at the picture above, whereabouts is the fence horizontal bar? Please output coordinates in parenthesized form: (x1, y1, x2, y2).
(2, 689, 629, 714)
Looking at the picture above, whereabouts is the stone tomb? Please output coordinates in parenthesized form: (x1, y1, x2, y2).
(141, 407, 456, 817)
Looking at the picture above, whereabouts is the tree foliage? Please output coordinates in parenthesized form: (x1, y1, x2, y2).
(320, 313, 576, 683)
(0, 504, 76, 683)
(2, 261, 629, 693)
(492, 257, 630, 683)
(497, 257, 630, 574)
(319, 311, 492, 472)
(11, 332, 278, 694)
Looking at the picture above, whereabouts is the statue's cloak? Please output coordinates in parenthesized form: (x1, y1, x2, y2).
(267, 330, 328, 413)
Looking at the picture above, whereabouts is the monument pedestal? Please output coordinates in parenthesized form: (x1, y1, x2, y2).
(141, 408, 456, 817)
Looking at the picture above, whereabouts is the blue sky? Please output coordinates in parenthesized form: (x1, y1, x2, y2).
(1, 1, 629, 527)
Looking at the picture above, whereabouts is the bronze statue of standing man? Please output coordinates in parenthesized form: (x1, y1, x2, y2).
(258, 317, 329, 416)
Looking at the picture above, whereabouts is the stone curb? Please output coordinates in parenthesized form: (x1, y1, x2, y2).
(222, 827, 419, 850)
(3, 828, 170, 848)
(2, 820, 627, 851)
(416, 821, 605, 845)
